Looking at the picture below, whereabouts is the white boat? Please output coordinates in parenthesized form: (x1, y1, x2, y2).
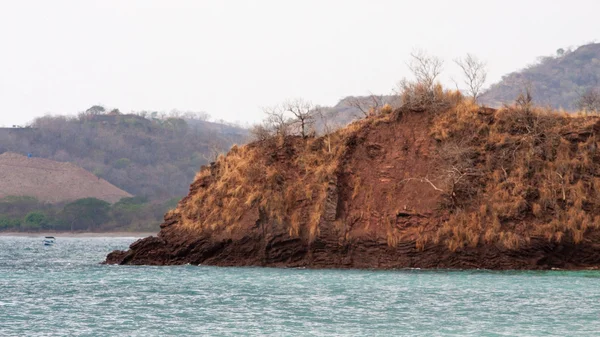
(43, 236, 56, 246)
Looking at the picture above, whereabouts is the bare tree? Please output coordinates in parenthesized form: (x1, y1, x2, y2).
(183, 111, 212, 121)
(515, 85, 534, 112)
(250, 122, 274, 142)
(168, 109, 182, 118)
(407, 50, 444, 90)
(346, 94, 383, 118)
(263, 105, 290, 136)
(455, 54, 487, 101)
(283, 98, 317, 138)
(577, 88, 600, 112)
(202, 143, 223, 163)
(394, 50, 446, 111)
(260, 98, 322, 139)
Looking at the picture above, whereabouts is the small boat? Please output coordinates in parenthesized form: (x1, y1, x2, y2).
(43, 236, 56, 246)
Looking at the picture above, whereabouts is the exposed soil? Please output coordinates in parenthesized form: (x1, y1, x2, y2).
(105, 102, 600, 270)
(0, 152, 131, 203)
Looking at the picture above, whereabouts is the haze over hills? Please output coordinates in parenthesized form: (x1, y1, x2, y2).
(5, 42, 600, 233)
(480, 42, 600, 110)
(0, 109, 248, 201)
(4, 41, 600, 206)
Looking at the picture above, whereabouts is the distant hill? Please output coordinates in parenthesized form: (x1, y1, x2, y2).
(480, 43, 600, 109)
(0, 152, 131, 203)
(315, 95, 398, 131)
(0, 111, 248, 201)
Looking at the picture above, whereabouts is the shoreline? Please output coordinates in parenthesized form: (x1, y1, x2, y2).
(0, 231, 157, 238)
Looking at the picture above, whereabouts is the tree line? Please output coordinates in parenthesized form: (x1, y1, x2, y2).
(0, 109, 248, 201)
(0, 195, 179, 232)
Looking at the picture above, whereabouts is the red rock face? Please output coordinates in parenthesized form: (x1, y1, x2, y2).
(105, 105, 600, 270)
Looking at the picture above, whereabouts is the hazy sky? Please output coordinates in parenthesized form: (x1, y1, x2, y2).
(0, 0, 597, 126)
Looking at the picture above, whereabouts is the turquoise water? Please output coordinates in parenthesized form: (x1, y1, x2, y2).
(1, 236, 599, 336)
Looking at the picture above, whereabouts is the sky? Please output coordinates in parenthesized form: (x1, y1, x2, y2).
(0, 0, 597, 127)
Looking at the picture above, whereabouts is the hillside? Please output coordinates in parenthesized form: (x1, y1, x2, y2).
(106, 89, 600, 270)
(480, 43, 600, 109)
(0, 110, 248, 201)
(0, 152, 131, 203)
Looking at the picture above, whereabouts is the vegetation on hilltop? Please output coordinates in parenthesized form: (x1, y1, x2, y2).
(480, 43, 600, 110)
(0, 109, 248, 201)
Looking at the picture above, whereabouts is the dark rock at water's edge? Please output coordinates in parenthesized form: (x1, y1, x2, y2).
(105, 230, 600, 270)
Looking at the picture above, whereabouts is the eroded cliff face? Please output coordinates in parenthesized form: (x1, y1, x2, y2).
(106, 98, 600, 269)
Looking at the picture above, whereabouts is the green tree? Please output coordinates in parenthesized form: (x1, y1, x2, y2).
(85, 105, 106, 115)
(111, 196, 148, 226)
(113, 158, 131, 169)
(23, 211, 47, 230)
(61, 198, 110, 231)
(0, 216, 20, 230)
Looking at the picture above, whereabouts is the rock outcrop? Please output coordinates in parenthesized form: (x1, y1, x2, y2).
(106, 95, 600, 269)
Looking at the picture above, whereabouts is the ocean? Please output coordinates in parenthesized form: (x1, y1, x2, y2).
(0, 236, 599, 336)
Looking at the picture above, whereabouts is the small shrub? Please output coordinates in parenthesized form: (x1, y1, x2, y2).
(250, 123, 275, 142)
(113, 158, 131, 169)
(23, 211, 47, 230)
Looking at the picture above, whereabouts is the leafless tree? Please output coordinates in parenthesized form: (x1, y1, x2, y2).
(346, 94, 383, 118)
(183, 111, 212, 121)
(260, 99, 323, 139)
(455, 54, 487, 101)
(168, 109, 182, 118)
(515, 85, 534, 112)
(577, 88, 600, 112)
(283, 98, 318, 138)
(263, 105, 291, 136)
(394, 50, 446, 111)
(407, 50, 443, 90)
(250, 122, 274, 142)
(202, 143, 223, 163)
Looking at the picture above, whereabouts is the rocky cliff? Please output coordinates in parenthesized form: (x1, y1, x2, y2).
(106, 93, 600, 269)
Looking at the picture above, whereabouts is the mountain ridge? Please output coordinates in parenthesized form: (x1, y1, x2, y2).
(480, 43, 600, 110)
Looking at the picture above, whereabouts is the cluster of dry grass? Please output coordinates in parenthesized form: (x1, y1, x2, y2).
(428, 94, 600, 251)
(174, 122, 365, 241)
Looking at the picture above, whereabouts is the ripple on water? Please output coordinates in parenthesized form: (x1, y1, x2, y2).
(1, 236, 600, 336)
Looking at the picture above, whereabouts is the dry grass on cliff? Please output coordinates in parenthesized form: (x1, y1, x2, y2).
(426, 96, 600, 251)
(174, 85, 600, 253)
(177, 123, 365, 241)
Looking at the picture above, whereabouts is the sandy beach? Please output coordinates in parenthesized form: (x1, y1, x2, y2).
(0, 232, 157, 238)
